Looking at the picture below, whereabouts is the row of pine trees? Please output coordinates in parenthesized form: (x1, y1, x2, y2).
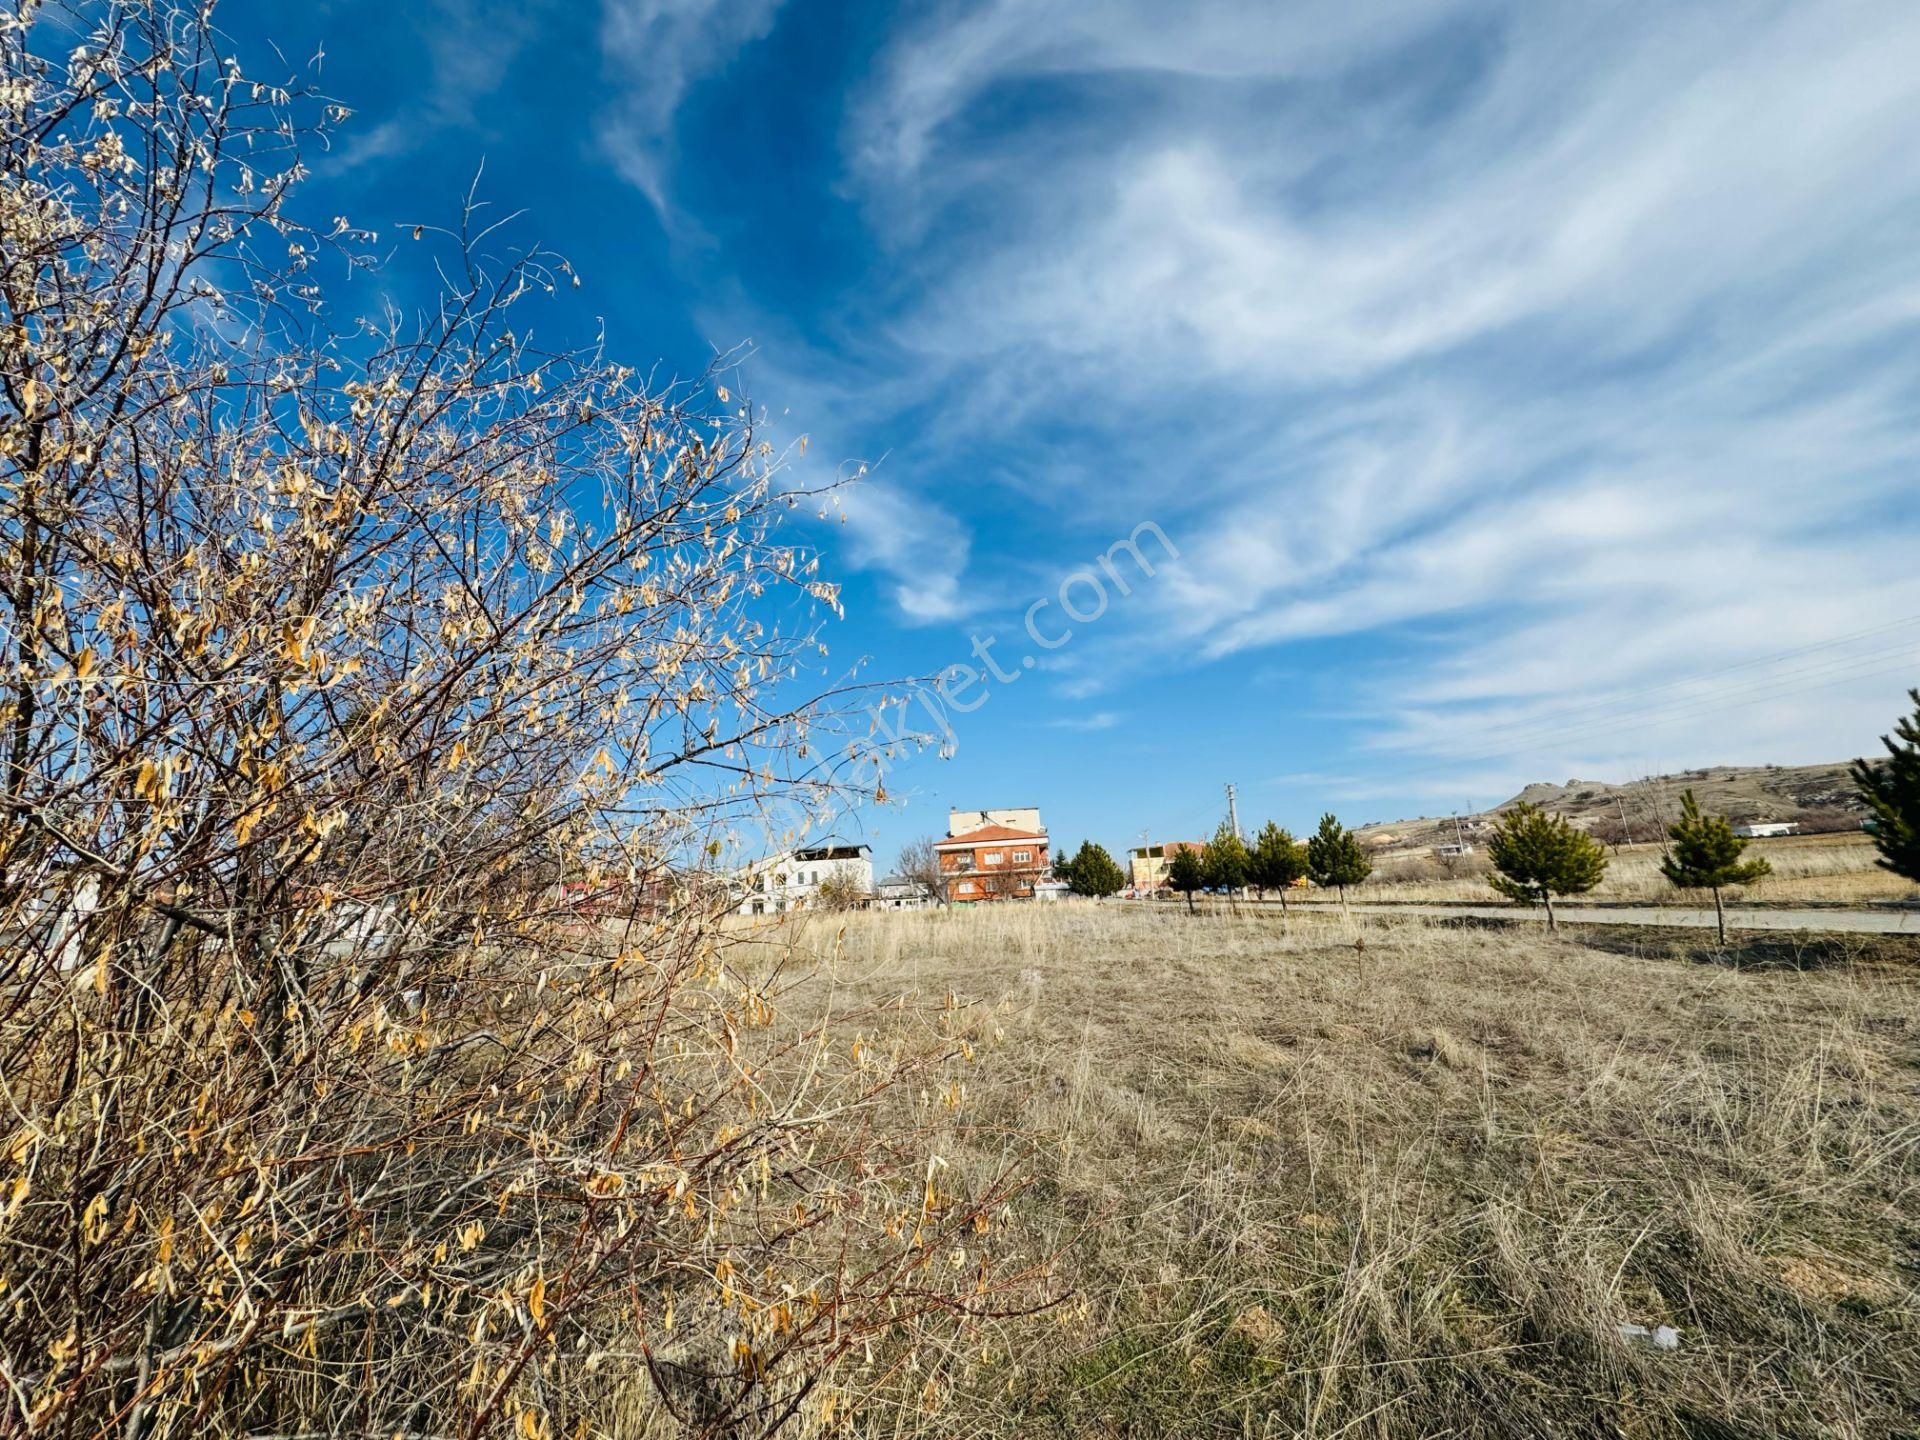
(1051, 689, 1920, 941)
(1053, 813, 1372, 915)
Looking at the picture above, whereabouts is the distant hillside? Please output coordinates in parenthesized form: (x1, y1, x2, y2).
(1354, 761, 1866, 851)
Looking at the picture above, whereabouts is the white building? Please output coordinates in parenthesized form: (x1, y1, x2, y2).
(872, 875, 937, 910)
(1733, 821, 1798, 839)
(731, 844, 873, 917)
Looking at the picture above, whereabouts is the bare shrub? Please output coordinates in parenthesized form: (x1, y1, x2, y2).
(1435, 847, 1489, 880)
(1587, 814, 1635, 850)
(0, 8, 1042, 1436)
(1393, 855, 1448, 883)
(896, 836, 949, 908)
(813, 864, 869, 910)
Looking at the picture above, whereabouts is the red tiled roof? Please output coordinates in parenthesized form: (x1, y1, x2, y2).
(934, 824, 1049, 849)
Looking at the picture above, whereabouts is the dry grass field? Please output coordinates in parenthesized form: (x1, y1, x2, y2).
(1366, 830, 1917, 907)
(752, 903, 1920, 1439)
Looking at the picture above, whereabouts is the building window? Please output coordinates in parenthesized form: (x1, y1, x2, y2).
(982, 851, 1004, 866)
(1011, 850, 1032, 863)
(750, 900, 764, 915)
(957, 881, 975, 895)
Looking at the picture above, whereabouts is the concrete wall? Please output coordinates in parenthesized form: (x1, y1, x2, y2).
(947, 807, 1042, 837)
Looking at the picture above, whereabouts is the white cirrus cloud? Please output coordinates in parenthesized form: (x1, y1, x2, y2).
(598, 0, 788, 207)
(819, 0, 1920, 781)
(583, 0, 1920, 789)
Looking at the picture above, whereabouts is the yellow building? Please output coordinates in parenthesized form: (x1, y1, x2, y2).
(1128, 840, 1203, 890)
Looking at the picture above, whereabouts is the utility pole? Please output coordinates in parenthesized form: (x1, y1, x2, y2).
(1614, 791, 1635, 847)
(1225, 783, 1240, 841)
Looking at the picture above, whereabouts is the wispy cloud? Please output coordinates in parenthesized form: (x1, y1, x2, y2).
(720, 339, 984, 627)
(847, 0, 1454, 197)
(597, 0, 787, 208)
(1046, 710, 1124, 732)
(818, 0, 1920, 779)
(322, 0, 553, 174)
(835, 477, 974, 624)
(573, 0, 1920, 797)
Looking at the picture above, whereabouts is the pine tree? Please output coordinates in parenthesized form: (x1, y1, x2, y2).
(1051, 848, 1079, 891)
(1203, 820, 1250, 898)
(1063, 840, 1126, 898)
(1485, 802, 1608, 931)
(1661, 789, 1770, 942)
(1852, 688, 1920, 883)
(1249, 821, 1307, 912)
(1306, 813, 1371, 909)
(1167, 846, 1206, 915)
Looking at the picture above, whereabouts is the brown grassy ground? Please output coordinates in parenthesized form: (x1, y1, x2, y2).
(1366, 830, 1917, 907)
(759, 903, 1920, 1439)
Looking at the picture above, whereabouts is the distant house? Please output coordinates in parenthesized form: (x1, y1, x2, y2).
(1733, 821, 1798, 839)
(872, 875, 937, 910)
(1434, 843, 1476, 858)
(937, 823, 1050, 903)
(1128, 840, 1203, 891)
(554, 867, 685, 919)
(731, 844, 874, 917)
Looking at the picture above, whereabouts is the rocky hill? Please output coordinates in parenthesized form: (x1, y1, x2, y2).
(1355, 761, 1866, 851)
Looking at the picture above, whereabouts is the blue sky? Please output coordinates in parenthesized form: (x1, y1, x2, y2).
(243, 0, 1920, 865)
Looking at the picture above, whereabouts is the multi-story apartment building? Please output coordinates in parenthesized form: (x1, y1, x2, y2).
(1127, 840, 1203, 891)
(731, 843, 873, 916)
(935, 823, 1050, 903)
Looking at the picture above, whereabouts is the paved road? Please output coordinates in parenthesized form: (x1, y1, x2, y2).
(1283, 903, 1919, 934)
